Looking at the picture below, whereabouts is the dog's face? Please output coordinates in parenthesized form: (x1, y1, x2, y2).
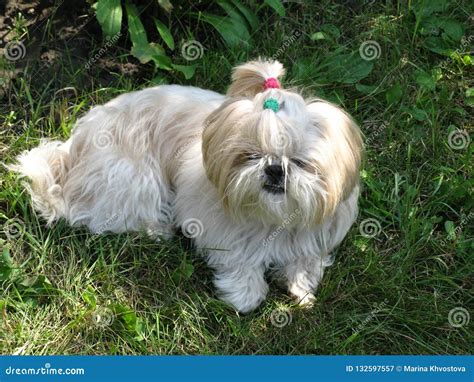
(202, 89, 362, 228)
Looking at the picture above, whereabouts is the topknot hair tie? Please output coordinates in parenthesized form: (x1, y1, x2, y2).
(263, 77, 280, 90)
(263, 98, 280, 112)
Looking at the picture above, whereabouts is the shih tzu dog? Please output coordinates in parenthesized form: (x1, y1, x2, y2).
(11, 59, 363, 313)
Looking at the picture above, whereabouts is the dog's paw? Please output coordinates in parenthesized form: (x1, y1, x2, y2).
(146, 224, 175, 241)
(295, 292, 316, 308)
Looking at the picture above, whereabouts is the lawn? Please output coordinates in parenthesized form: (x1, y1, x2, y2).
(0, 0, 472, 355)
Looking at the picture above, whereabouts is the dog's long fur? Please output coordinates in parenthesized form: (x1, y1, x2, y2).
(10, 59, 363, 312)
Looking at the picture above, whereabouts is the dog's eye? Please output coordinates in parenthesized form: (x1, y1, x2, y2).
(291, 158, 306, 167)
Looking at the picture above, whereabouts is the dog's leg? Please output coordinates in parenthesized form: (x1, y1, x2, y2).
(213, 264, 268, 313)
(283, 256, 325, 307)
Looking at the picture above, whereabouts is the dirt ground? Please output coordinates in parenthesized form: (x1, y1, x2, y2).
(1, 0, 142, 99)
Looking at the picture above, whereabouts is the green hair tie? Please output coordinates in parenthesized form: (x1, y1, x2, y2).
(263, 98, 280, 113)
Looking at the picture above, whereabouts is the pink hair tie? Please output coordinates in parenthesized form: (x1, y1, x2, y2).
(263, 77, 280, 90)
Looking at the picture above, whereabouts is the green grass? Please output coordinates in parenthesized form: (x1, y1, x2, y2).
(1, 0, 472, 354)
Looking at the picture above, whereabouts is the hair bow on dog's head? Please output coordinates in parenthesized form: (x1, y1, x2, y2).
(263, 97, 280, 112)
(262, 78, 281, 112)
(263, 77, 280, 90)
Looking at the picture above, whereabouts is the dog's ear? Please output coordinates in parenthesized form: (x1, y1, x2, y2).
(306, 100, 363, 206)
(227, 58, 285, 98)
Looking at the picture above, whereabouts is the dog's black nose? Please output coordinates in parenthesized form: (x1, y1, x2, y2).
(264, 164, 284, 185)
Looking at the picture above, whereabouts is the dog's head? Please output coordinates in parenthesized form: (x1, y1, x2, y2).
(202, 59, 363, 228)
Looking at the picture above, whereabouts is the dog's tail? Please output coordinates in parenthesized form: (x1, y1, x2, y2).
(227, 58, 285, 98)
(8, 139, 71, 224)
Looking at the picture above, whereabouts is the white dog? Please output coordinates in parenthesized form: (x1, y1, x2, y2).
(11, 59, 363, 313)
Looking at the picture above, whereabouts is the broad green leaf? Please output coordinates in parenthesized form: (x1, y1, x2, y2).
(131, 43, 165, 64)
(423, 36, 456, 56)
(17, 275, 54, 304)
(419, 17, 441, 36)
(355, 83, 378, 94)
(419, 16, 464, 40)
(466, 87, 474, 107)
(183, 262, 194, 278)
(264, 0, 285, 17)
(96, 0, 123, 40)
(292, 57, 317, 82)
(150, 74, 169, 85)
(172, 260, 195, 283)
(154, 19, 174, 50)
(420, 16, 465, 45)
(444, 220, 455, 237)
(311, 25, 340, 42)
(218, 1, 249, 31)
(120, 309, 137, 329)
(385, 83, 403, 104)
(151, 53, 173, 70)
(321, 24, 340, 40)
(230, 0, 259, 31)
(133, 319, 146, 341)
(125, 3, 166, 65)
(438, 18, 464, 41)
(125, 2, 149, 48)
(172, 64, 197, 80)
(462, 55, 472, 65)
(18, 275, 51, 289)
(0, 248, 14, 282)
(409, 107, 427, 121)
(414, 70, 437, 90)
(412, 0, 448, 20)
(214, 2, 253, 47)
(1, 247, 14, 268)
(320, 53, 373, 84)
(82, 286, 97, 309)
(200, 13, 250, 49)
(111, 303, 144, 339)
(311, 32, 326, 41)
